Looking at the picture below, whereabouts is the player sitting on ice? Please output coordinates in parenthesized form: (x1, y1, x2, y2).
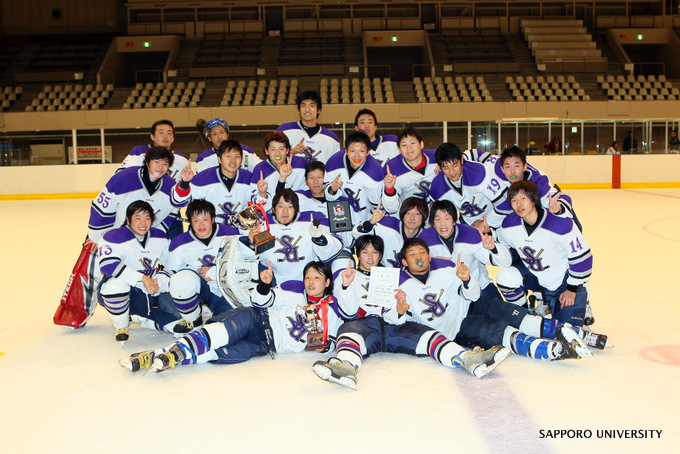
(312, 235, 510, 390)
(158, 199, 237, 334)
(496, 181, 601, 338)
(97, 201, 180, 345)
(397, 238, 600, 361)
(171, 139, 254, 226)
(120, 261, 344, 374)
(195, 118, 260, 173)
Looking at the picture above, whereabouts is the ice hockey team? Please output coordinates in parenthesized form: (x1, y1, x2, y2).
(79, 90, 609, 390)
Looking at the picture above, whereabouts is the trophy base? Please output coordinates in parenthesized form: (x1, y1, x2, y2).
(254, 232, 276, 254)
(305, 332, 326, 351)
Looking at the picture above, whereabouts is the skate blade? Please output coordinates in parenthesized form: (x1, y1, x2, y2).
(312, 363, 357, 390)
(471, 347, 511, 379)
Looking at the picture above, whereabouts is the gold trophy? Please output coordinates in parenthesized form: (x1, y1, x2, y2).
(230, 202, 276, 254)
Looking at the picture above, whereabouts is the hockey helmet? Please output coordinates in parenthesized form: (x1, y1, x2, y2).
(204, 118, 229, 137)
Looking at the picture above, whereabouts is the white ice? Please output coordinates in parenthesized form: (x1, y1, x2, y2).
(1, 189, 679, 453)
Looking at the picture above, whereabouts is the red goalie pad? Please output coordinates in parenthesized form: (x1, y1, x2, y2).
(53, 244, 99, 328)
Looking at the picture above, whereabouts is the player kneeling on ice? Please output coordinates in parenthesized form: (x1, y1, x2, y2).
(157, 199, 238, 334)
(394, 238, 597, 362)
(120, 261, 344, 374)
(313, 235, 510, 390)
(97, 201, 181, 345)
(496, 180, 602, 335)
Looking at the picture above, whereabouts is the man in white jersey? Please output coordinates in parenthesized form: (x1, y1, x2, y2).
(276, 90, 340, 163)
(381, 126, 438, 214)
(238, 189, 342, 286)
(250, 131, 306, 212)
(496, 181, 593, 327)
(398, 238, 595, 362)
(97, 201, 179, 344)
(353, 108, 399, 166)
(325, 131, 384, 225)
(158, 199, 237, 334)
(118, 119, 189, 183)
(195, 118, 261, 172)
(88, 147, 179, 243)
(172, 139, 254, 226)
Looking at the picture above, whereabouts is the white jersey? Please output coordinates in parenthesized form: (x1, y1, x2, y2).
(195, 145, 261, 173)
(381, 150, 438, 214)
(351, 215, 413, 268)
(370, 134, 400, 167)
(276, 121, 341, 164)
(428, 160, 504, 228)
(250, 156, 307, 212)
(418, 225, 511, 290)
(400, 258, 480, 340)
(98, 226, 169, 294)
(88, 167, 177, 243)
(119, 145, 189, 182)
(238, 212, 342, 285)
(334, 268, 403, 325)
(171, 168, 254, 225)
(496, 209, 593, 291)
(160, 224, 237, 297)
(324, 151, 383, 224)
(250, 281, 344, 353)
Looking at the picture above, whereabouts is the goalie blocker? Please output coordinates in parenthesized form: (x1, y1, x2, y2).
(53, 243, 99, 328)
(217, 235, 259, 307)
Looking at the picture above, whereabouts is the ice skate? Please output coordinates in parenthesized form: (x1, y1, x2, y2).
(144, 343, 186, 375)
(457, 346, 511, 379)
(115, 327, 129, 348)
(527, 293, 550, 317)
(580, 330, 608, 350)
(584, 302, 595, 326)
(173, 316, 203, 335)
(119, 350, 155, 372)
(312, 357, 358, 390)
(554, 326, 592, 360)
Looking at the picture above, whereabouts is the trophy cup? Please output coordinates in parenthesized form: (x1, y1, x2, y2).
(229, 202, 276, 254)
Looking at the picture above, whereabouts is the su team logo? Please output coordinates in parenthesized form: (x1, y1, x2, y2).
(343, 187, 364, 213)
(139, 257, 161, 276)
(459, 196, 485, 218)
(521, 246, 550, 272)
(419, 289, 447, 321)
(275, 234, 305, 262)
(218, 201, 241, 220)
(287, 313, 308, 342)
(198, 254, 216, 268)
(413, 180, 431, 200)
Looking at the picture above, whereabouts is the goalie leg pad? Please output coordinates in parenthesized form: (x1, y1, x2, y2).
(496, 267, 526, 306)
(217, 235, 259, 307)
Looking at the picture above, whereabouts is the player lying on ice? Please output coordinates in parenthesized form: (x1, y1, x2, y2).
(120, 261, 343, 374)
(312, 234, 511, 390)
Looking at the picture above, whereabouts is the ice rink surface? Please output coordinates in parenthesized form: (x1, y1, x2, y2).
(1, 189, 679, 454)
